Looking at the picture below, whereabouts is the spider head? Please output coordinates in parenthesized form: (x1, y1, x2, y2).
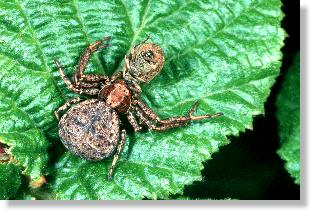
(126, 43, 164, 84)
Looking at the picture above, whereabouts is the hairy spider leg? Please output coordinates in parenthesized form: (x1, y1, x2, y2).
(54, 97, 82, 120)
(54, 60, 100, 95)
(132, 99, 223, 129)
(134, 107, 187, 131)
(54, 36, 113, 95)
(108, 129, 126, 180)
(133, 34, 151, 49)
(73, 36, 111, 87)
(126, 108, 142, 132)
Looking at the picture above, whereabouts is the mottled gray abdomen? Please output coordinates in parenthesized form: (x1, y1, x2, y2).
(58, 99, 120, 161)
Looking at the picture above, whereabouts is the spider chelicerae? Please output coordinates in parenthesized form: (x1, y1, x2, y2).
(54, 36, 223, 179)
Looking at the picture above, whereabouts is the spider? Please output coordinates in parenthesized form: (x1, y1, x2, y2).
(54, 36, 223, 180)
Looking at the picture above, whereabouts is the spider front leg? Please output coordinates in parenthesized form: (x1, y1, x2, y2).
(108, 129, 126, 180)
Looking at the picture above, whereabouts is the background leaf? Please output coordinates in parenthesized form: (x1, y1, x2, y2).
(0, 0, 285, 199)
(0, 163, 21, 199)
(0, 70, 59, 180)
(276, 53, 300, 185)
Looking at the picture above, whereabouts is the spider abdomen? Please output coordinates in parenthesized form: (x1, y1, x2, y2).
(58, 99, 120, 161)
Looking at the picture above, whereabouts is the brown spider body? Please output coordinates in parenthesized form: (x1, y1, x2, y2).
(54, 36, 223, 179)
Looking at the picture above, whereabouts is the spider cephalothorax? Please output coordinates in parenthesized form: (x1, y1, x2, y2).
(54, 36, 223, 179)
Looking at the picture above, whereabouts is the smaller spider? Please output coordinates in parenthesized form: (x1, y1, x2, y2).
(54, 36, 223, 179)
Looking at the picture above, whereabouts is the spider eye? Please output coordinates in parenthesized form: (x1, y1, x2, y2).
(141, 50, 154, 61)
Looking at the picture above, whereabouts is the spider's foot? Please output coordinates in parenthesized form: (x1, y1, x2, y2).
(90, 36, 112, 52)
(188, 101, 199, 116)
(54, 111, 60, 121)
(100, 36, 112, 42)
(188, 101, 223, 120)
(108, 169, 113, 181)
(98, 43, 110, 50)
(54, 59, 61, 68)
(190, 112, 223, 121)
(133, 126, 142, 132)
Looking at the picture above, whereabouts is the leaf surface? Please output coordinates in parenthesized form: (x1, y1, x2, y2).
(276, 53, 300, 184)
(0, 0, 285, 199)
(0, 163, 21, 199)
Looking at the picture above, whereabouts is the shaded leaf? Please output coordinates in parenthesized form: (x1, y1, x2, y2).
(0, 88, 53, 180)
(276, 53, 300, 184)
(0, 163, 21, 199)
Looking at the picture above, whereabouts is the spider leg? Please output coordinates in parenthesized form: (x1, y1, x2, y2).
(54, 59, 80, 93)
(108, 129, 126, 180)
(79, 74, 109, 86)
(126, 108, 142, 132)
(133, 34, 151, 49)
(123, 52, 142, 98)
(110, 71, 122, 82)
(54, 97, 82, 121)
(134, 107, 187, 131)
(127, 82, 142, 98)
(73, 36, 111, 87)
(133, 99, 223, 126)
(54, 60, 100, 95)
(122, 55, 130, 78)
(78, 81, 99, 89)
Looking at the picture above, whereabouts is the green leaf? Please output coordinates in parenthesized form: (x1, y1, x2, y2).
(0, 77, 57, 180)
(276, 53, 300, 185)
(0, 0, 64, 180)
(0, 0, 285, 199)
(0, 163, 21, 199)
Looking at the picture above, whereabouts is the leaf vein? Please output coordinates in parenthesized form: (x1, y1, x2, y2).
(0, 90, 44, 135)
(166, 0, 260, 62)
(119, 0, 135, 37)
(145, 0, 192, 27)
(112, 180, 135, 200)
(122, 159, 198, 177)
(158, 74, 277, 112)
(14, 0, 66, 101)
(72, 0, 105, 74)
(128, 0, 152, 50)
